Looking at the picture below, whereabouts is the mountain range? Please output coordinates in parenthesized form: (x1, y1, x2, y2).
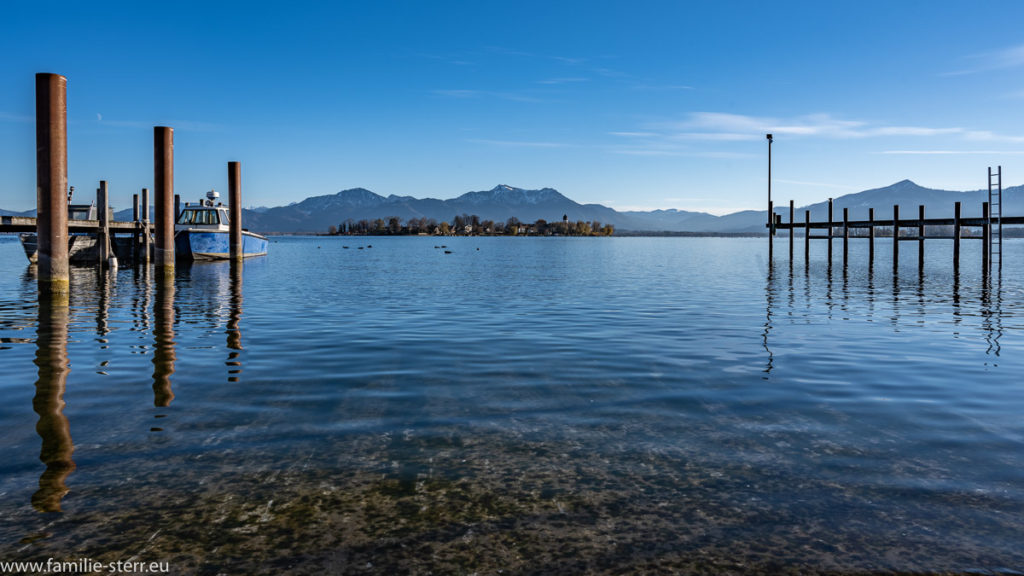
(3, 180, 1019, 234)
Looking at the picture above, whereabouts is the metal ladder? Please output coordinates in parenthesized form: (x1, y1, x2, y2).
(988, 166, 1003, 271)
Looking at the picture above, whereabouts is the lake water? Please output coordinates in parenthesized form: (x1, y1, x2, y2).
(1, 234, 1023, 575)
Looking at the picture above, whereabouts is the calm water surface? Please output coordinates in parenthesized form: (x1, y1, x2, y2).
(1, 235, 1022, 574)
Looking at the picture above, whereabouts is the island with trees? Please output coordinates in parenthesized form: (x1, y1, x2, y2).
(326, 214, 614, 237)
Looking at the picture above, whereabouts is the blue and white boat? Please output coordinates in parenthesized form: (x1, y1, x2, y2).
(174, 191, 268, 261)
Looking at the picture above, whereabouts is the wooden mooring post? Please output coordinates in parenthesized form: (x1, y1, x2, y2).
(842, 207, 849, 266)
(953, 201, 961, 273)
(788, 200, 794, 261)
(97, 180, 112, 267)
(893, 204, 900, 271)
(141, 187, 151, 265)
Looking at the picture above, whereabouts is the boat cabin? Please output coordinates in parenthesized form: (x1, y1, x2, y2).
(68, 204, 97, 220)
(177, 191, 230, 231)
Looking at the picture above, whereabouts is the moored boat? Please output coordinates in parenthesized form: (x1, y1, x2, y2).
(19, 203, 103, 264)
(174, 190, 268, 260)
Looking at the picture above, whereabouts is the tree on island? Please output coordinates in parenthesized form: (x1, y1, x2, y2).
(327, 214, 614, 237)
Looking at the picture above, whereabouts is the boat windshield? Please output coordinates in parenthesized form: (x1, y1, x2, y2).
(177, 208, 221, 226)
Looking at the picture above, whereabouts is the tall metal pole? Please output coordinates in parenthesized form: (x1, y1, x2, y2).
(154, 127, 175, 272)
(228, 161, 242, 261)
(35, 73, 70, 297)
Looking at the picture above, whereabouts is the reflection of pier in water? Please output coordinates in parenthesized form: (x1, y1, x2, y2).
(762, 261, 1006, 374)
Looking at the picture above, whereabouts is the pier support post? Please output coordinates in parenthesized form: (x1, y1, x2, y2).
(827, 198, 833, 265)
(953, 201, 961, 273)
(842, 207, 849, 267)
(893, 204, 900, 271)
(918, 205, 925, 270)
(983, 201, 991, 277)
(35, 73, 69, 297)
(804, 210, 810, 264)
(228, 161, 242, 261)
(788, 200, 794, 261)
(868, 208, 875, 263)
(132, 192, 140, 264)
(141, 187, 151, 265)
(97, 181, 111, 267)
(154, 127, 175, 271)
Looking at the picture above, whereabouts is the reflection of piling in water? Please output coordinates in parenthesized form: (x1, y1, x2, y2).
(35, 73, 70, 296)
(152, 272, 176, 407)
(32, 292, 74, 512)
(226, 262, 243, 382)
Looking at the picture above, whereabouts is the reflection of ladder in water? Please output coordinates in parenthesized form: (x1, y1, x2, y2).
(988, 166, 1003, 271)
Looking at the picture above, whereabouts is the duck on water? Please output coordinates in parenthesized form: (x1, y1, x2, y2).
(175, 190, 268, 261)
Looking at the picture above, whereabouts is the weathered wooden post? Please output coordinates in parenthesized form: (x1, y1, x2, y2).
(842, 207, 849, 266)
(804, 209, 810, 263)
(953, 201, 961, 273)
(132, 192, 140, 264)
(35, 73, 70, 297)
(827, 198, 834, 264)
(868, 207, 875, 263)
(893, 204, 900, 270)
(154, 127, 174, 271)
(918, 205, 925, 269)
(141, 187, 151, 265)
(789, 200, 794, 261)
(97, 181, 111, 267)
(228, 161, 242, 261)
(983, 201, 991, 277)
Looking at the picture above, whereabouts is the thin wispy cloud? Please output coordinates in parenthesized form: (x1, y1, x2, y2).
(620, 111, 1024, 144)
(944, 43, 1024, 76)
(882, 150, 1024, 155)
(663, 112, 964, 140)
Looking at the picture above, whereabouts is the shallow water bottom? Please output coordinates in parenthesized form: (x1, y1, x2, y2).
(5, 422, 1022, 575)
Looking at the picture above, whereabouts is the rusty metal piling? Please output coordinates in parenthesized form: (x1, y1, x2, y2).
(154, 127, 175, 271)
(35, 73, 70, 296)
(228, 161, 242, 261)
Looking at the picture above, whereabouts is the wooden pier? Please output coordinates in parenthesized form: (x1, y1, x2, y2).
(768, 196, 1021, 273)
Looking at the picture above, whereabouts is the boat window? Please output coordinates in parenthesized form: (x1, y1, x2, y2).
(177, 209, 221, 226)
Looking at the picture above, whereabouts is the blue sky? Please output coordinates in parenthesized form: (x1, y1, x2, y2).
(3, 0, 1024, 215)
